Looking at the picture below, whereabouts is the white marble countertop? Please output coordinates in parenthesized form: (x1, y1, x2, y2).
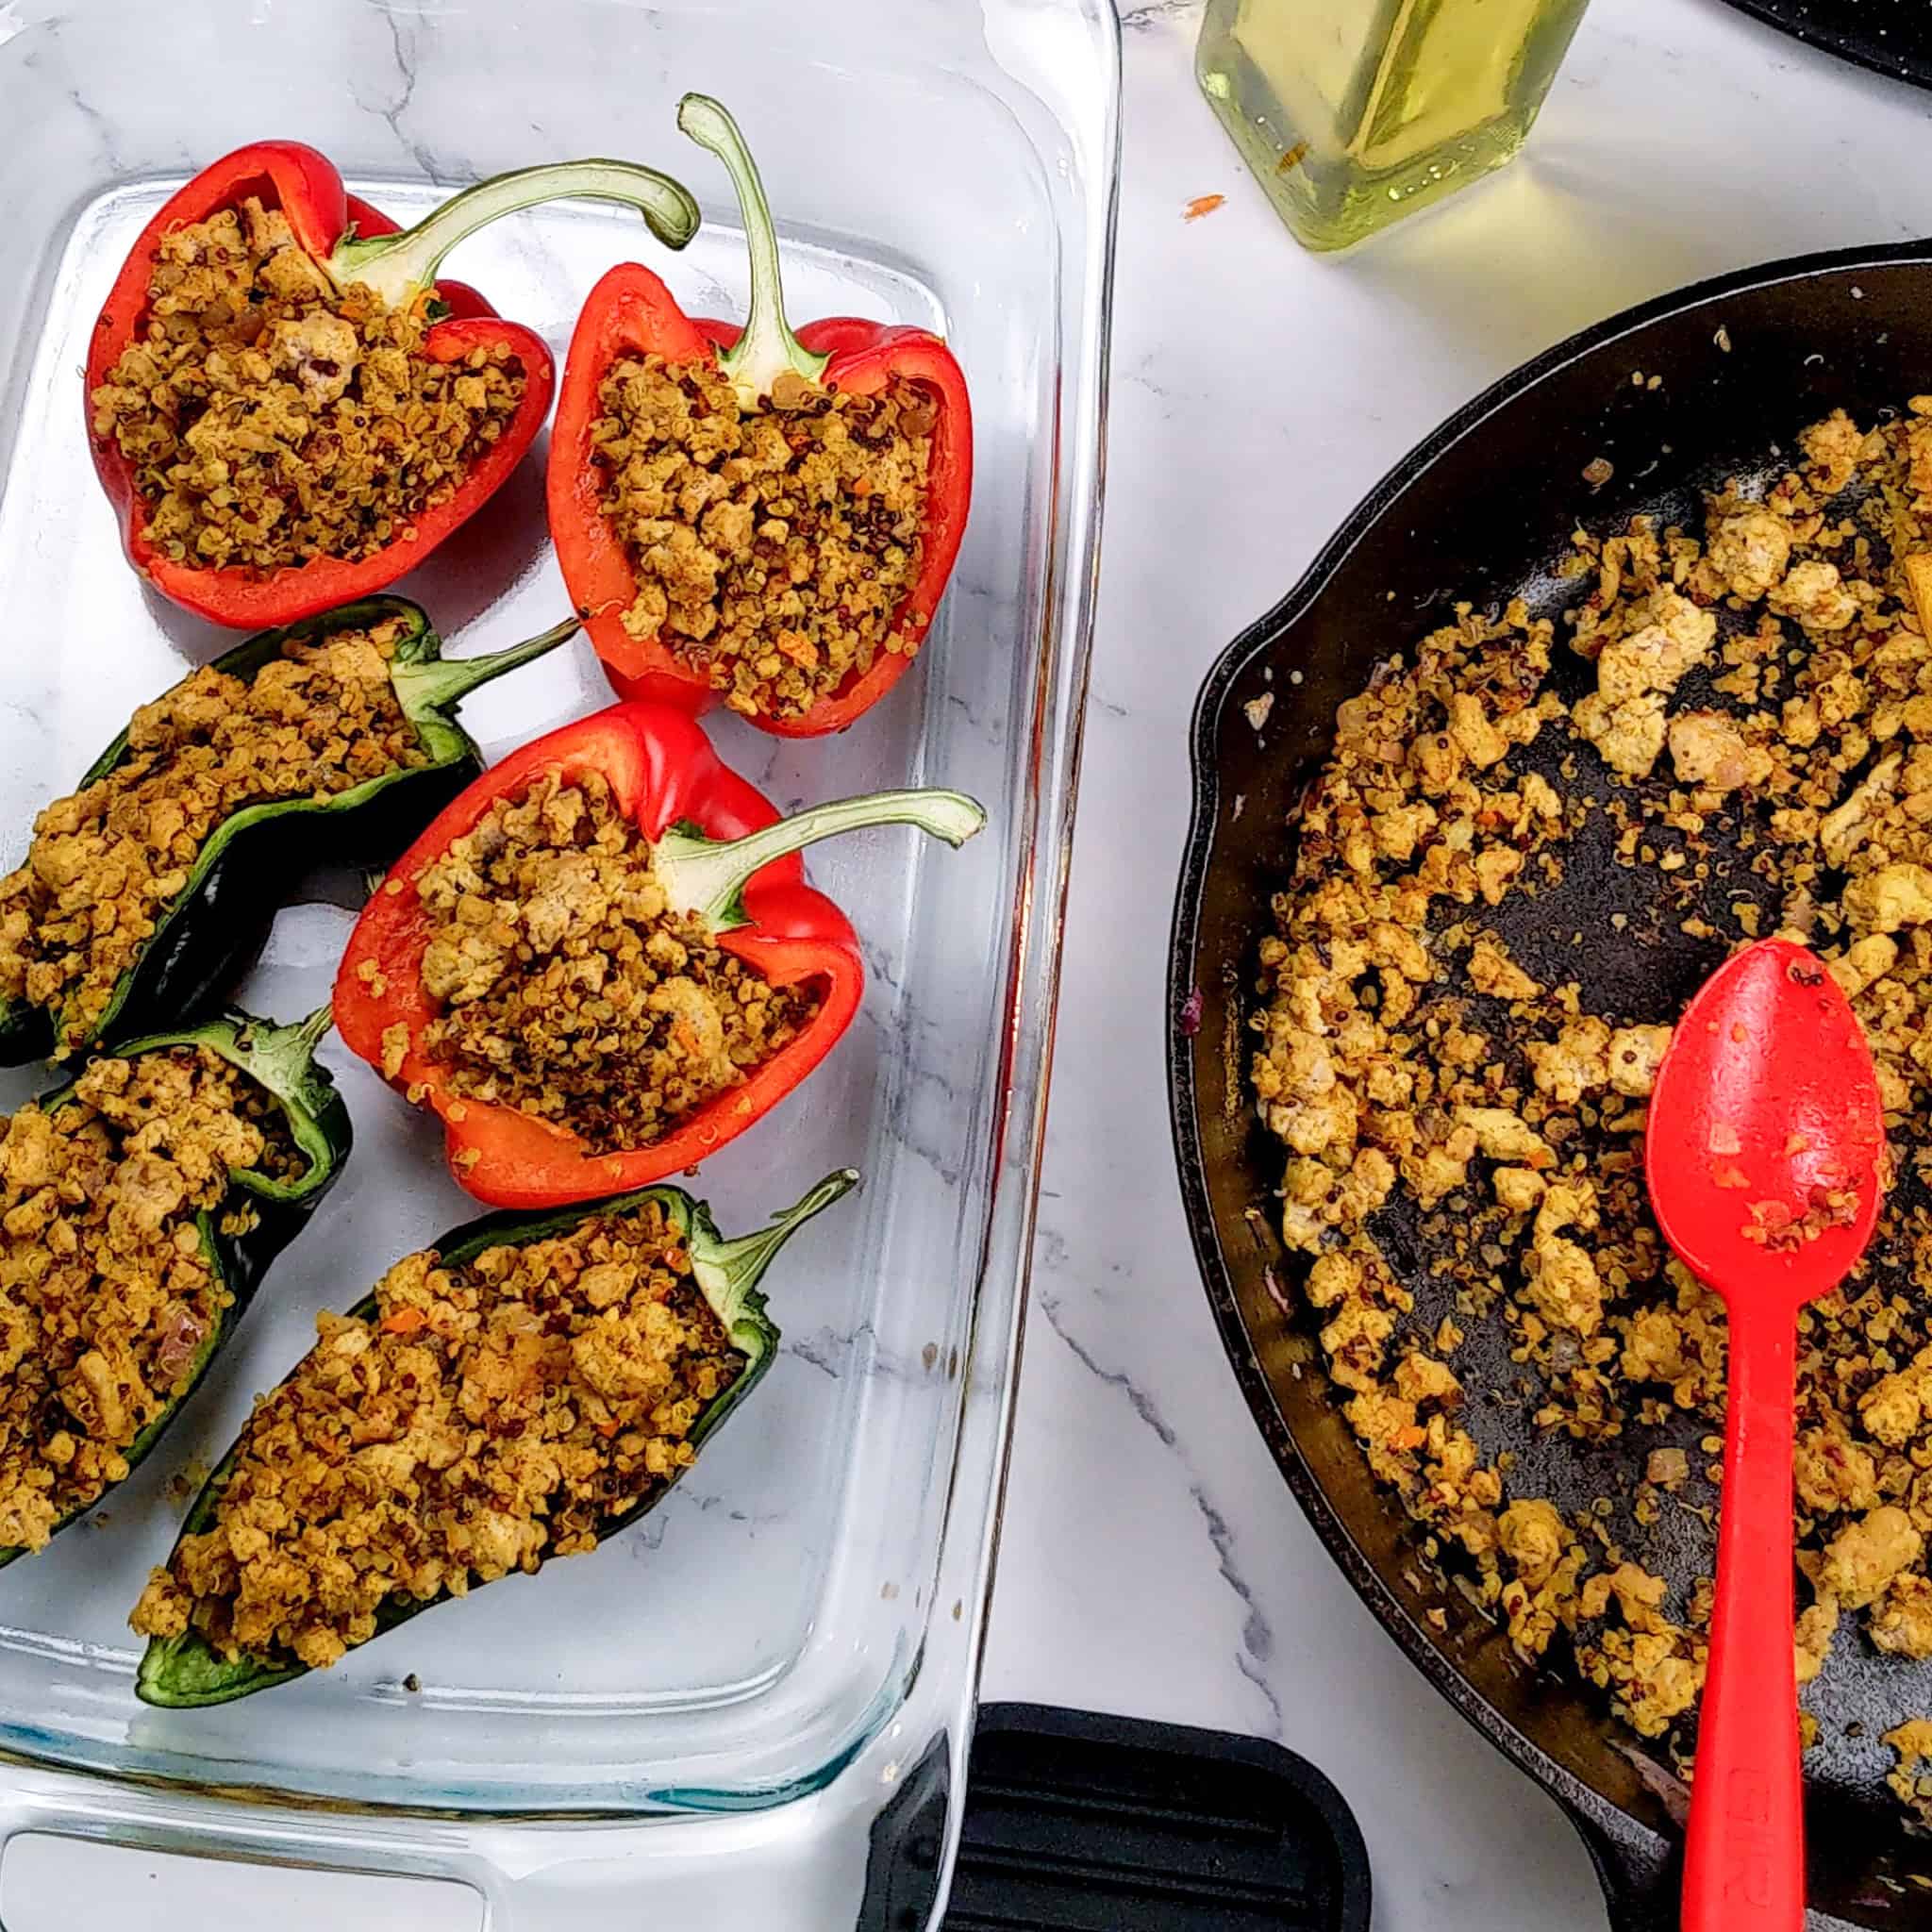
(981, 3, 1932, 1927)
(13, 5, 1932, 1929)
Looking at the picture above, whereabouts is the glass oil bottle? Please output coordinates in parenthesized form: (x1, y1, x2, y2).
(1196, 0, 1591, 252)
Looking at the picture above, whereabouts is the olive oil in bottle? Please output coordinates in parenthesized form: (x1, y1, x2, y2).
(1196, 0, 1591, 251)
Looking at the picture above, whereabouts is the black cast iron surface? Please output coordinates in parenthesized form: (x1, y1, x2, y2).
(1721, 0, 1932, 94)
(1167, 242, 1932, 1929)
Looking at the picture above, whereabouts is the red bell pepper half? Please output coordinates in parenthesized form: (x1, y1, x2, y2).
(547, 95, 973, 737)
(88, 142, 704, 629)
(333, 700, 985, 1208)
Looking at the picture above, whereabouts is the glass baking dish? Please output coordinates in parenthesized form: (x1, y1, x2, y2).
(0, 0, 1118, 1922)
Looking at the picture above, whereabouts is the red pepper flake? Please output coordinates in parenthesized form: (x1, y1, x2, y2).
(1276, 141, 1311, 175)
(1179, 988, 1205, 1036)
(1740, 1185, 1859, 1251)
(1184, 193, 1226, 222)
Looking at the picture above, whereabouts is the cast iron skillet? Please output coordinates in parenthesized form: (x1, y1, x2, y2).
(1167, 240, 1932, 1930)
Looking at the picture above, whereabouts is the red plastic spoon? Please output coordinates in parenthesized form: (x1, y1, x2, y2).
(1646, 938, 1887, 1931)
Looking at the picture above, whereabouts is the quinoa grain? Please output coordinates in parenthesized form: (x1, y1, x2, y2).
(413, 773, 819, 1153)
(0, 1047, 291, 1552)
(130, 1202, 741, 1672)
(0, 616, 425, 1054)
(591, 354, 932, 721)
(1255, 399, 1932, 1770)
(92, 199, 526, 575)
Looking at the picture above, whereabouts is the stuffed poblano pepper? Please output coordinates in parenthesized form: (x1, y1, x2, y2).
(0, 597, 578, 1066)
(132, 1167, 856, 1706)
(0, 1005, 348, 1564)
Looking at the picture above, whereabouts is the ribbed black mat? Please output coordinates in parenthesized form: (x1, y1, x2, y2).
(1720, 0, 1932, 92)
(941, 1706, 1370, 1931)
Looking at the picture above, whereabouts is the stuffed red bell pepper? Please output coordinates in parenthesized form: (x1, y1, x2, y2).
(546, 95, 973, 736)
(333, 700, 984, 1208)
(88, 142, 702, 628)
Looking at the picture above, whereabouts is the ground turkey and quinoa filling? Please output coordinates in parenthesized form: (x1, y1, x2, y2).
(0, 1046, 296, 1553)
(0, 614, 427, 1056)
(387, 771, 820, 1156)
(1251, 398, 1932, 1806)
(92, 196, 526, 575)
(591, 354, 933, 721)
(130, 1200, 741, 1672)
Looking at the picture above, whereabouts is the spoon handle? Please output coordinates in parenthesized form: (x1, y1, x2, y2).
(1682, 1311, 1804, 1931)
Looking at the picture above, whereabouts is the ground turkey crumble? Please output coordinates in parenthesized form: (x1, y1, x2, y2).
(130, 1201, 741, 1673)
(0, 1046, 290, 1553)
(0, 615, 426, 1055)
(91, 197, 526, 575)
(406, 772, 820, 1154)
(591, 354, 933, 721)
(1251, 396, 1932, 1788)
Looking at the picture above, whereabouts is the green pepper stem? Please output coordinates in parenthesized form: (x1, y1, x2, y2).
(676, 93, 829, 406)
(326, 160, 703, 307)
(654, 788, 988, 933)
(694, 1169, 860, 1317)
(225, 1003, 333, 1081)
(291, 1003, 336, 1059)
(391, 615, 580, 718)
(223, 1002, 334, 1095)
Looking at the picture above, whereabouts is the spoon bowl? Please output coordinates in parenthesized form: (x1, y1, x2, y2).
(1648, 937, 1885, 1305)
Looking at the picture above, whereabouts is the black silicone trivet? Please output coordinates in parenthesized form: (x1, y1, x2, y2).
(1719, 0, 1932, 92)
(941, 1705, 1370, 1931)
